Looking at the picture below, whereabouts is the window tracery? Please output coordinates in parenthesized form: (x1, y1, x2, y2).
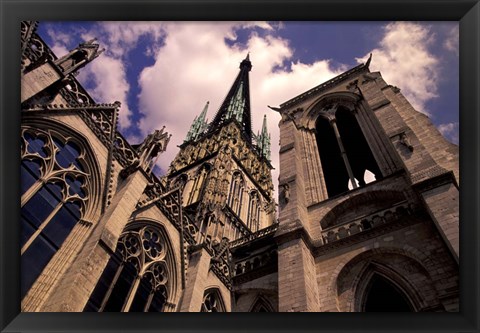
(315, 103, 382, 197)
(20, 127, 90, 298)
(247, 191, 261, 232)
(187, 164, 210, 205)
(200, 289, 225, 312)
(85, 225, 174, 312)
(227, 172, 244, 217)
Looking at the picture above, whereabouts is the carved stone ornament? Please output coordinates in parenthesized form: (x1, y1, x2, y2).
(399, 132, 414, 152)
(281, 183, 290, 203)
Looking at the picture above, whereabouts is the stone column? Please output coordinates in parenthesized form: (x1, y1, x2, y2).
(277, 237, 320, 312)
(420, 180, 459, 261)
(179, 248, 212, 312)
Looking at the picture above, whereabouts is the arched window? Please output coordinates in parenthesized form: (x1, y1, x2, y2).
(363, 274, 414, 312)
(20, 128, 89, 299)
(201, 289, 226, 312)
(172, 173, 188, 204)
(247, 191, 261, 232)
(250, 296, 275, 312)
(173, 173, 188, 190)
(227, 172, 244, 217)
(84, 225, 174, 312)
(315, 104, 382, 198)
(187, 164, 210, 205)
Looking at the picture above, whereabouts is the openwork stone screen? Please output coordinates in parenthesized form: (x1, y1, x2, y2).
(200, 289, 225, 312)
(21, 127, 90, 298)
(85, 225, 172, 312)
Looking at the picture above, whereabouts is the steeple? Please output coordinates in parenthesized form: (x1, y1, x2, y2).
(256, 114, 271, 161)
(208, 54, 253, 141)
(184, 101, 209, 143)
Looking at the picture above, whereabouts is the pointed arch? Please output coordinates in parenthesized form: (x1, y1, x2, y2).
(247, 190, 261, 232)
(201, 288, 226, 312)
(299, 91, 393, 199)
(353, 262, 419, 312)
(300, 91, 361, 130)
(84, 222, 179, 312)
(228, 171, 245, 217)
(20, 119, 102, 300)
(187, 163, 211, 205)
(332, 248, 440, 312)
(249, 295, 275, 312)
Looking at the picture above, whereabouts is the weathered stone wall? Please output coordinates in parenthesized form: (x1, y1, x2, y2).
(276, 65, 459, 312)
(315, 220, 458, 312)
(234, 272, 278, 312)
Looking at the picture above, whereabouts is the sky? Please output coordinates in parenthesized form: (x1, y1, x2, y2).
(38, 21, 459, 196)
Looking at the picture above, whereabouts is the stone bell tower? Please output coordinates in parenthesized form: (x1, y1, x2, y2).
(274, 55, 459, 312)
(165, 55, 276, 311)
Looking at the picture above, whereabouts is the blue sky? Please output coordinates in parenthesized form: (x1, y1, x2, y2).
(38, 21, 459, 191)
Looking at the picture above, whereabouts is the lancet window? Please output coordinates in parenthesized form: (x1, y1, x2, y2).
(227, 172, 244, 217)
(315, 104, 382, 198)
(84, 224, 174, 312)
(363, 274, 414, 312)
(20, 128, 90, 299)
(250, 296, 274, 312)
(187, 164, 210, 205)
(247, 191, 261, 232)
(200, 289, 226, 312)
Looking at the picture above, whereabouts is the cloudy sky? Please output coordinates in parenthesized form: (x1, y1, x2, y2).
(38, 21, 459, 195)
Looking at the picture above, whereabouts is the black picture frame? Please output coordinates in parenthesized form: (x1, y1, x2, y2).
(1, 0, 479, 332)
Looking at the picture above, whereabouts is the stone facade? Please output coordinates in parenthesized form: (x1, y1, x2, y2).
(20, 22, 459, 312)
(275, 57, 459, 312)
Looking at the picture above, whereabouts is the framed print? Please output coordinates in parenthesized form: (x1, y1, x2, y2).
(1, 0, 479, 332)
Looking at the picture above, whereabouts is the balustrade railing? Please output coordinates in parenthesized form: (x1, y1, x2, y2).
(321, 201, 412, 244)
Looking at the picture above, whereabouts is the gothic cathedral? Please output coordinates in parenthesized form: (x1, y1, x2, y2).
(20, 21, 459, 312)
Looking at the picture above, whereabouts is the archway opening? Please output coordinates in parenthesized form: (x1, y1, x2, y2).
(315, 116, 349, 197)
(315, 105, 382, 198)
(363, 274, 413, 312)
(335, 107, 382, 187)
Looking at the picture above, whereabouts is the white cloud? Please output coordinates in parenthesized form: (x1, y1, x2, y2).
(87, 22, 166, 59)
(50, 43, 70, 59)
(438, 122, 459, 144)
(47, 28, 72, 46)
(443, 25, 459, 55)
(136, 22, 343, 196)
(44, 21, 450, 201)
(76, 55, 132, 128)
(72, 22, 168, 129)
(356, 22, 440, 114)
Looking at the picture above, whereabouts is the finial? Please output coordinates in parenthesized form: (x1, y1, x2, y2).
(240, 53, 252, 71)
(365, 53, 372, 68)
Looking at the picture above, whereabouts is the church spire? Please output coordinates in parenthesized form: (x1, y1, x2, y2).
(185, 101, 209, 143)
(256, 114, 271, 161)
(208, 54, 253, 141)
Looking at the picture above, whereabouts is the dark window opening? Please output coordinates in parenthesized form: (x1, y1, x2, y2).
(315, 106, 382, 198)
(315, 116, 349, 197)
(21, 131, 88, 300)
(84, 226, 170, 312)
(364, 274, 414, 312)
(102, 259, 137, 312)
(335, 108, 382, 186)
